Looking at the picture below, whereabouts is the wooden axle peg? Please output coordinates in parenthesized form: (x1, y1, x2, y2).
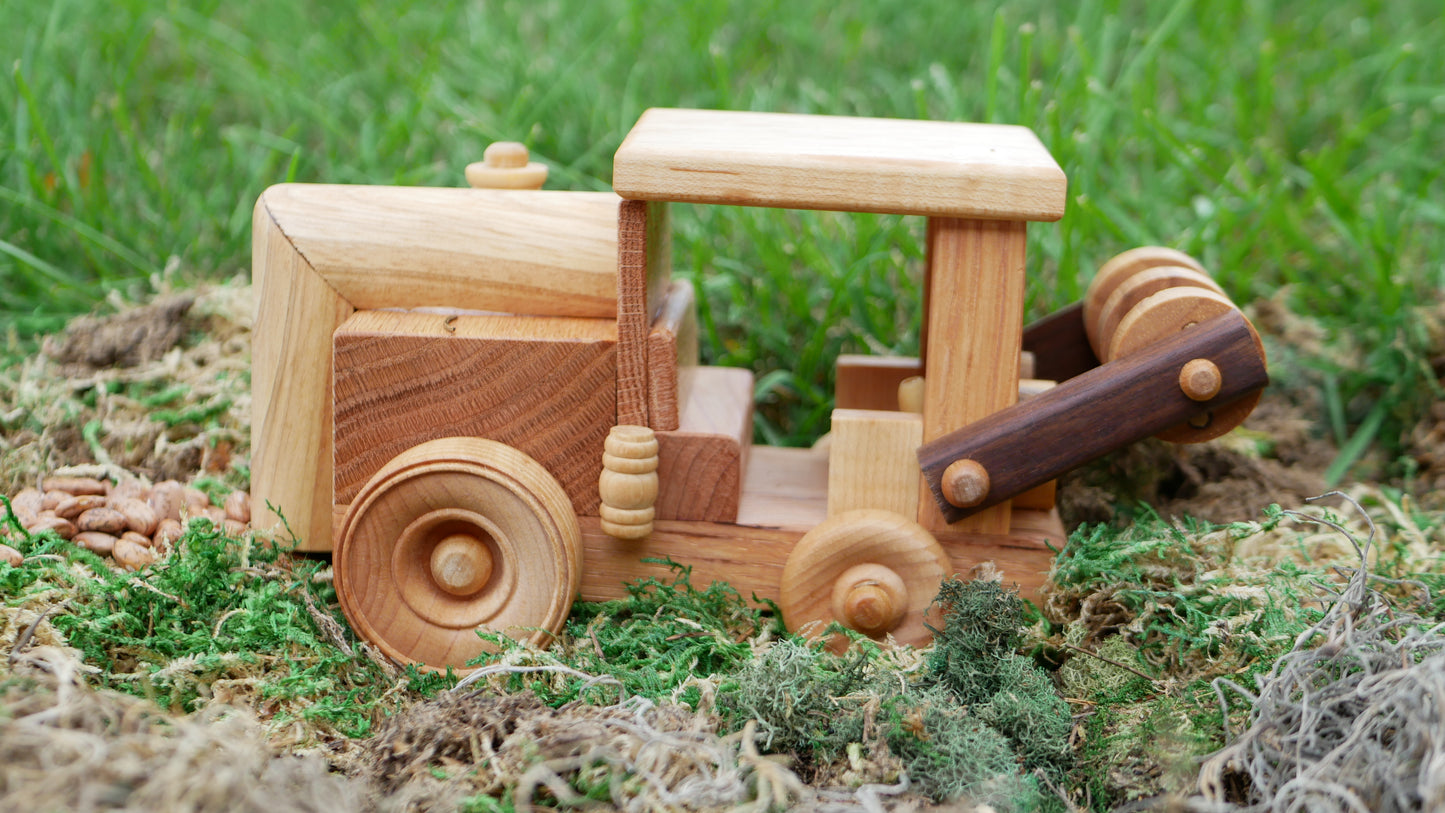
(599, 425, 659, 540)
(830, 563, 907, 637)
(430, 533, 493, 595)
(1179, 358, 1223, 401)
(465, 142, 548, 190)
(942, 459, 990, 508)
(897, 376, 925, 414)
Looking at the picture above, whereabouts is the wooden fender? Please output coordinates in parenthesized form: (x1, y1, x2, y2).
(335, 437, 581, 671)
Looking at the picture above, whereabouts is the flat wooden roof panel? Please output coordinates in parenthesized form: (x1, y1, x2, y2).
(613, 108, 1066, 221)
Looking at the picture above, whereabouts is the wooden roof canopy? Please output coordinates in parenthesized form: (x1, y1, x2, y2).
(612, 108, 1067, 221)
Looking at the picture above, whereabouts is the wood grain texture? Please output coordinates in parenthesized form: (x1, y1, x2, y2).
(334, 437, 581, 671)
(917, 218, 1027, 535)
(918, 310, 1270, 523)
(617, 200, 671, 426)
(333, 310, 616, 515)
(251, 196, 355, 551)
(827, 409, 923, 517)
(614, 108, 1066, 221)
(653, 366, 753, 522)
(260, 184, 620, 317)
(646, 279, 699, 432)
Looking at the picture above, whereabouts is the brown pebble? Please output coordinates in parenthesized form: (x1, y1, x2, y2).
(184, 487, 211, 513)
(112, 535, 156, 571)
(55, 494, 107, 520)
(154, 518, 184, 549)
(224, 491, 251, 524)
(10, 488, 42, 526)
(222, 519, 248, 537)
(26, 513, 77, 540)
(0, 543, 21, 567)
(205, 506, 228, 524)
(41, 491, 66, 511)
(74, 530, 118, 556)
(42, 476, 106, 496)
(114, 498, 159, 537)
(107, 479, 148, 502)
(120, 530, 154, 550)
(148, 481, 185, 523)
(77, 507, 128, 535)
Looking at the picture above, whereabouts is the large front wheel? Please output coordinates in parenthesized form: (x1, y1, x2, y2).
(335, 437, 581, 671)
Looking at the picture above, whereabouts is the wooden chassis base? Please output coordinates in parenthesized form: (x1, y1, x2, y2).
(331, 445, 1063, 606)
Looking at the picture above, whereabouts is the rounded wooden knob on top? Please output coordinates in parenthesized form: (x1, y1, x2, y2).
(599, 425, 659, 540)
(465, 142, 548, 190)
(780, 509, 951, 652)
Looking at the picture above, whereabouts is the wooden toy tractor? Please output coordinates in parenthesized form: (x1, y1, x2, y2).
(251, 109, 1267, 671)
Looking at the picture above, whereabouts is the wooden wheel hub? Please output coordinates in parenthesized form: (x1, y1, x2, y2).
(431, 532, 494, 596)
(386, 508, 513, 629)
(830, 563, 907, 637)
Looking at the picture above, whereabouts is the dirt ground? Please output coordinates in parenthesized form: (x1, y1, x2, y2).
(3, 285, 1442, 812)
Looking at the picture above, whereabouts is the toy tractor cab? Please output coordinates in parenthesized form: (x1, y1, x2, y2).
(251, 108, 1266, 671)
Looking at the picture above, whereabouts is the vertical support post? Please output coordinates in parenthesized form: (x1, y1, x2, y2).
(917, 218, 1027, 535)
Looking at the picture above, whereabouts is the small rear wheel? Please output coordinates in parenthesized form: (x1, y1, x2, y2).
(780, 509, 950, 651)
(335, 437, 581, 671)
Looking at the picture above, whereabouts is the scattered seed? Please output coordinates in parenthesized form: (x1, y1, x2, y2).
(225, 491, 251, 524)
(42, 476, 106, 496)
(26, 513, 77, 540)
(149, 481, 185, 523)
(115, 498, 159, 536)
(112, 535, 156, 571)
(54, 494, 107, 520)
(75, 530, 118, 556)
(77, 507, 128, 535)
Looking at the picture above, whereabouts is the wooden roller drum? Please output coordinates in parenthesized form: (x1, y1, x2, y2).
(920, 247, 1269, 523)
(334, 437, 582, 671)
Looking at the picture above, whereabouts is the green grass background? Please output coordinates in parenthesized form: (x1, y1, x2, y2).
(3, 0, 1442, 469)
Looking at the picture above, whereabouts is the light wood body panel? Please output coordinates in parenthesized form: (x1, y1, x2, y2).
(260, 184, 621, 317)
(614, 108, 1066, 220)
(252, 184, 620, 551)
(827, 409, 923, 517)
(251, 198, 355, 549)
